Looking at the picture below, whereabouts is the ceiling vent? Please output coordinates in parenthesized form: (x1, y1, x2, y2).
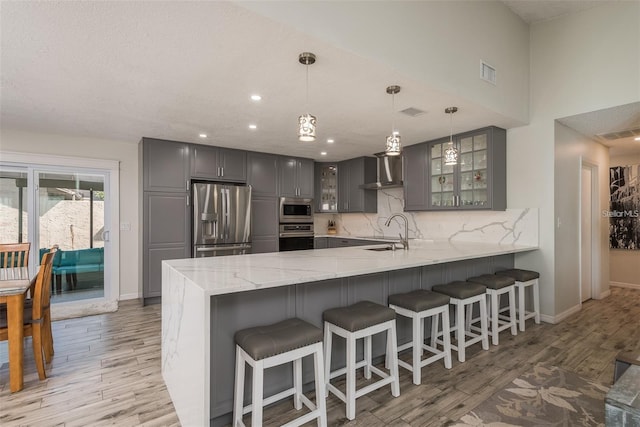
(597, 127, 640, 140)
(400, 107, 426, 117)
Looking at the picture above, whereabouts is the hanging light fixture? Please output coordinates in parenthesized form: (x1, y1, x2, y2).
(298, 52, 317, 142)
(444, 107, 459, 165)
(385, 85, 401, 156)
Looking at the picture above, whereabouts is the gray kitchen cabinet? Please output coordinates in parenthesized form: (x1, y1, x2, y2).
(248, 152, 279, 197)
(314, 237, 328, 249)
(315, 163, 338, 213)
(404, 126, 506, 211)
(141, 138, 190, 193)
(250, 196, 279, 254)
(279, 156, 314, 198)
(142, 192, 190, 301)
(337, 157, 377, 213)
(402, 142, 429, 211)
(191, 145, 247, 183)
(327, 237, 378, 248)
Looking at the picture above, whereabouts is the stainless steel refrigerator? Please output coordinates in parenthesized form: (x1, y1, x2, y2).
(192, 182, 252, 257)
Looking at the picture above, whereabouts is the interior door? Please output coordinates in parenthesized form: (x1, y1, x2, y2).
(580, 166, 593, 302)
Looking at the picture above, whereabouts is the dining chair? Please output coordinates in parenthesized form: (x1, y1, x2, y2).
(0, 247, 56, 380)
(0, 242, 30, 280)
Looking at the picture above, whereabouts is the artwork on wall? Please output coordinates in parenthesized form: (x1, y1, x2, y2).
(609, 165, 640, 250)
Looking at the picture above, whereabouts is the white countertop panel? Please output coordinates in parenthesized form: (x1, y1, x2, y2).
(164, 240, 537, 297)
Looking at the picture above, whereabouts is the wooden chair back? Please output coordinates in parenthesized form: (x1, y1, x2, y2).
(0, 242, 30, 280)
(32, 248, 56, 322)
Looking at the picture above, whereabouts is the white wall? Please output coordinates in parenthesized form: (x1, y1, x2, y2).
(509, 1, 640, 321)
(0, 128, 140, 300)
(554, 122, 610, 313)
(610, 153, 640, 289)
(240, 0, 530, 125)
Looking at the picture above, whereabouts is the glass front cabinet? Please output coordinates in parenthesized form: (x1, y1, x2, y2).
(407, 126, 506, 211)
(315, 163, 338, 213)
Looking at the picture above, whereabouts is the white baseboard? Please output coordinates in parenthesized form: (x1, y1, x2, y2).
(610, 281, 640, 290)
(539, 303, 582, 324)
(598, 289, 611, 299)
(119, 292, 140, 301)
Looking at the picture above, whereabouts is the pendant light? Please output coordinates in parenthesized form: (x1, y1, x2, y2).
(385, 85, 401, 156)
(444, 107, 459, 165)
(298, 52, 317, 142)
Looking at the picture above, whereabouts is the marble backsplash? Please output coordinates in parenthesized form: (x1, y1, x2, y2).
(314, 187, 538, 246)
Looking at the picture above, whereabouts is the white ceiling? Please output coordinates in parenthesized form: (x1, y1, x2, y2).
(1, 1, 635, 161)
(502, 0, 606, 24)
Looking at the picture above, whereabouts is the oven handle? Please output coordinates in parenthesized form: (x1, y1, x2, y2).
(279, 232, 314, 238)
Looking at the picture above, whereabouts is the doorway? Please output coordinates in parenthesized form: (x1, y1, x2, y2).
(580, 162, 598, 302)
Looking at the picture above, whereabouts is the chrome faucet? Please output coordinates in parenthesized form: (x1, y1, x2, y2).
(385, 213, 409, 250)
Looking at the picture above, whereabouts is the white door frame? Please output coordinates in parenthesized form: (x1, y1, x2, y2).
(579, 159, 600, 303)
(1, 151, 120, 307)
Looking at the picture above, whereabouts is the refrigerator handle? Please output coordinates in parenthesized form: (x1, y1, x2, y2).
(225, 188, 230, 239)
(220, 188, 226, 240)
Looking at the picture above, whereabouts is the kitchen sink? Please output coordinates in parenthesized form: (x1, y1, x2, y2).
(365, 246, 395, 251)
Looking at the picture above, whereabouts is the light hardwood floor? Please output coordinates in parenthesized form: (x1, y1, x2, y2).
(1, 287, 638, 426)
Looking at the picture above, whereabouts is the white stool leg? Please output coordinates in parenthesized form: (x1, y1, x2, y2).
(508, 287, 517, 335)
(533, 279, 541, 324)
(313, 344, 328, 427)
(430, 313, 439, 348)
(518, 284, 526, 332)
(233, 346, 245, 427)
(364, 334, 372, 380)
(323, 322, 332, 397)
(251, 359, 264, 427)
(388, 322, 400, 397)
(441, 309, 452, 369)
(479, 297, 489, 350)
(412, 313, 421, 385)
(419, 317, 425, 357)
(490, 291, 499, 345)
(293, 357, 302, 410)
(456, 301, 466, 362)
(346, 334, 357, 420)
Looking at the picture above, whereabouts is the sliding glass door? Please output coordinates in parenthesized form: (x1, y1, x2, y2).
(0, 163, 111, 304)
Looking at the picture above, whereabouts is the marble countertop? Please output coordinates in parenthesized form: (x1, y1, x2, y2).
(164, 240, 537, 297)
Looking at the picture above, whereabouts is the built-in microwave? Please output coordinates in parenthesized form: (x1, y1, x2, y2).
(279, 197, 313, 223)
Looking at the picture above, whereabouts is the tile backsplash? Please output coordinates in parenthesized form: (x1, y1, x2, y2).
(314, 187, 538, 246)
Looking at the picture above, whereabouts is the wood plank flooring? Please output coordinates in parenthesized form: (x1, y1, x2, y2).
(1, 286, 638, 426)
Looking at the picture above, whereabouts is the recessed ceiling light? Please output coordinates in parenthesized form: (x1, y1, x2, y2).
(199, 133, 207, 138)
(635, 137, 640, 141)
(327, 139, 334, 144)
(248, 124, 257, 130)
(250, 94, 262, 101)
(320, 151, 327, 156)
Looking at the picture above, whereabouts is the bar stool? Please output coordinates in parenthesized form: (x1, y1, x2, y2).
(432, 281, 489, 363)
(467, 274, 517, 345)
(323, 301, 400, 420)
(496, 269, 541, 331)
(233, 318, 327, 427)
(388, 290, 452, 385)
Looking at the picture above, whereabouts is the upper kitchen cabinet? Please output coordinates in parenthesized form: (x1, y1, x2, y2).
(248, 152, 279, 197)
(315, 162, 338, 213)
(420, 126, 506, 211)
(190, 145, 247, 183)
(402, 143, 429, 211)
(278, 157, 314, 198)
(141, 138, 190, 193)
(337, 157, 377, 213)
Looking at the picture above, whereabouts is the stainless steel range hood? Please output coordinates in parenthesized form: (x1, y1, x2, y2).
(361, 152, 403, 189)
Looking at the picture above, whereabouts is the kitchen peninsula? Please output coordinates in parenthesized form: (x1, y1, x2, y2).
(161, 239, 538, 427)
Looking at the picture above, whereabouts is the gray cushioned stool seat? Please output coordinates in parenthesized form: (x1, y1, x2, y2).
(467, 274, 515, 290)
(496, 268, 540, 282)
(432, 281, 487, 299)
(323, 301, 396, 332)
(235, 318, 322, 361)
(388, 290, 450, 312)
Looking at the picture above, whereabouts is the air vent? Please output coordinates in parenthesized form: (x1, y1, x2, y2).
(400, 107, 426, 117)
(480, 60, 496, 85)
(597, 128, 640, 140)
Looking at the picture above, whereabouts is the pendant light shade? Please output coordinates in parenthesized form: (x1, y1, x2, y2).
(298, 52, 316, 142)
(385, 85, 402, 156)
(444, 107, 459, 165)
